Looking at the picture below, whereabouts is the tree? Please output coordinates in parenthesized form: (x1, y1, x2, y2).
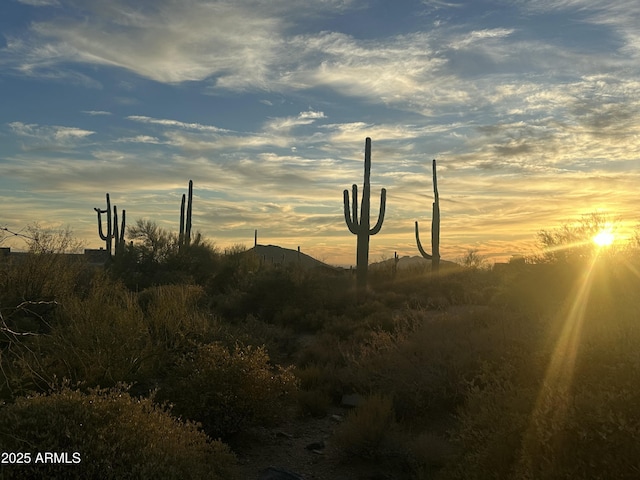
(535, 213, 614, 264)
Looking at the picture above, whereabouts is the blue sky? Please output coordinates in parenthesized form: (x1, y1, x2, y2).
(1, 0, 639, 266)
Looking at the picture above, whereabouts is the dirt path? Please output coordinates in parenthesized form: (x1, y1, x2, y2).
(234, 405, 403, 480)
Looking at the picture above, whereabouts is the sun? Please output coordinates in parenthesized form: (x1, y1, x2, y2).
(593, 229, 615, 247)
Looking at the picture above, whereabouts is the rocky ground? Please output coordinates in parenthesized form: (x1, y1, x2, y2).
(234, 404, 405, 480)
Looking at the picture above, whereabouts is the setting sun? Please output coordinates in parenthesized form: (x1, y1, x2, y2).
(593, 229, 615, 247)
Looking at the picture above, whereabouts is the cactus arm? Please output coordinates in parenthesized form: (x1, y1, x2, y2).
(369, 188, 386, 235)
(94, 208, 109, 241)
(185, 179, 193, 245)
(113, 206, 119, 253)
(118, 209, 126, 254)
(352, 184, 358, 226)
(343, 187, 360, 235)
(94, 193, 112, 241)
(106, 194, 112, 246)
(179, 193, 186, 246)
(415, 221, 433, 259)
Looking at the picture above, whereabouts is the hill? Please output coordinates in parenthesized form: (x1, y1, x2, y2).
(369, 254, 459, 271)
(249, 244, 339, 271)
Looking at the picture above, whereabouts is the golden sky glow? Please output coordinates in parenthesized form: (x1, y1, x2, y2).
(1, 1, 640, 265)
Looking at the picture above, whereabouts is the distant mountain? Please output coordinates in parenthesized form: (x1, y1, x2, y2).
(369, 255, 459, 271)
(249, 244, 339, 271)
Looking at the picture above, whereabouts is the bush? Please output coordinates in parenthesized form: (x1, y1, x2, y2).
(0, 385, 238, 479)
(1, 278, 222, 399)
(333, 394, 400, 459)
(295, 362, 342, 417)
(157, 342, 298, 440)
(2, 274, 149, 397)
(138, 284, 217, 351)
(441, 292, 640, 480)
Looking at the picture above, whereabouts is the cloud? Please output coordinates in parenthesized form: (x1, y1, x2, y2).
(264, 110, 326, 132)
(8, 122, 95, 146)
(3, 0, 286, 85)
(116, 135, 162, 144)
(126, 115, 230, 133)
(83, 110, 111, 116)
(16, 0, 60, 5)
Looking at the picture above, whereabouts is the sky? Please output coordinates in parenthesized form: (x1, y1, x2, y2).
(1, 0, 639, 266)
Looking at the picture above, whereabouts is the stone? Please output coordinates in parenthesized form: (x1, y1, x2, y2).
(258, 466, 305, 480)
(305, 440, 325, 451)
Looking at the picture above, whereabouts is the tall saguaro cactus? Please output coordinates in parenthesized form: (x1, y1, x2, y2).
(343, 137, 387, 293)
(415, 159, 440, 272)
(179, 180, 193, 250)
(94, 193, 126, 257)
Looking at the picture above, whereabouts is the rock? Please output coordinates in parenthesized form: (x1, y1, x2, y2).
(305, 440, 325, 451)
(341, 393, 364, 408)
(330, 414, 344, 422)
(258, 466, 305, 480)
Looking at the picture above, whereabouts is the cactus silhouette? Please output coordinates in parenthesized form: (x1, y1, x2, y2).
(343, 137, 387, 293)
(415, 159, 440, 272)
(94, 193, 125, 257)
(179, 180, 193, 249)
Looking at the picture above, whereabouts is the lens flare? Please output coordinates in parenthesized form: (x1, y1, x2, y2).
(593, 229, 614, 247)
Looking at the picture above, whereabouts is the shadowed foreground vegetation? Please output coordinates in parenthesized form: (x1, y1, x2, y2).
(2, 219, 640, 478)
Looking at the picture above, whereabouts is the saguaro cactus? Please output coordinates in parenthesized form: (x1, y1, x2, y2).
(179, 180, 193, 249)
(343, 137, 387, 293)
(415, 159, 440, 272)
(94, 193, 126, 257)
(113, 206, 126, 256)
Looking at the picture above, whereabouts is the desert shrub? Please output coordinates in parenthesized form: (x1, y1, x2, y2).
(403, 431, 457, 479)
(220, 315, 298, 364)
(1, 277, 231, 399)
(296, 332, 347, 368)
(338, 306, 531, 428)
(0, 253, 87, 309)
(296, 389, 332, 418)
(295, 362, 343, 416)
(157, 342, 297, 440)
(0, 385, 238, 479)
(0, 226, 91, 334)
(138, 284, 217, 351)
(441, 278, 640, 480)
(2, 274, 150, 396)
(333, 394, 401, 459)
(240, 269, 299, 322)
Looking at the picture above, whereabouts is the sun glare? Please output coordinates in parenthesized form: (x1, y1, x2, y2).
(593, 229, 615, 247)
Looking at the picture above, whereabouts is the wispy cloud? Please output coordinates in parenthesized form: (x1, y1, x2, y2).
(116, 135, 162, 144)
(264, 110, 326, 132)
(82, 110, 111, 116)
(16, 0, 60, 6)
(8, 122, 94, 145)
(126, 115, 230, 133)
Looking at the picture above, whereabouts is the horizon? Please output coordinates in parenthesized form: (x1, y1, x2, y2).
(1, 1, 639, 266)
